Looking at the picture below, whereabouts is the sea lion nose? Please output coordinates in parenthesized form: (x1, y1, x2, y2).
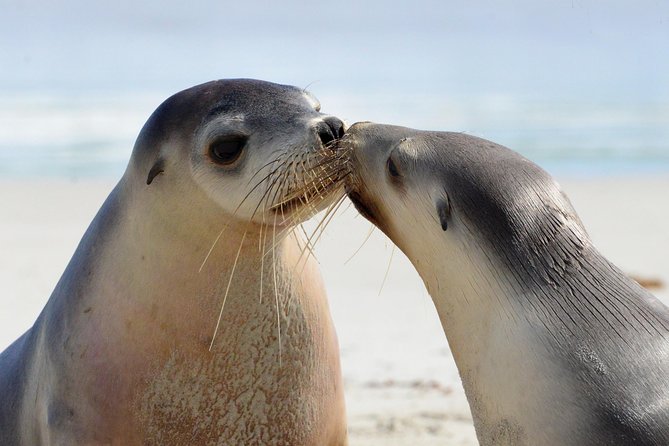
(317, 117, 345, 147)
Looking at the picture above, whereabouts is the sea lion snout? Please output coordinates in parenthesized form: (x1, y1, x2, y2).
(316, 116, 346, 147)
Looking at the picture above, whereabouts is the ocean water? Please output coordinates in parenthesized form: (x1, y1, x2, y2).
(2, 1, 668, 179)
(1, 91, 667, 179)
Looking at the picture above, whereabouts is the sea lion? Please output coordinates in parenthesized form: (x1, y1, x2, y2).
(0, 79, 349, 445)
(342, 122, 669, 445)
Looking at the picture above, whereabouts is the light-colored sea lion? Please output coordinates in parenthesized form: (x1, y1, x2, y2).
(0, 79, 349, 445)
(342, 122, 669, 445)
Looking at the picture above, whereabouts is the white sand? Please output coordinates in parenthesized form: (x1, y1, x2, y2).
(1, 175, 667, 445)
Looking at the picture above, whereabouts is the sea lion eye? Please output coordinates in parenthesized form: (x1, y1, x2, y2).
(208, 135, 247, 165)
(387, 157, 400, 178)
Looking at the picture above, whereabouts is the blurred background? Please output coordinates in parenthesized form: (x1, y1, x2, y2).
(1, 1, 668, 444)
(2, 0, 668, 177)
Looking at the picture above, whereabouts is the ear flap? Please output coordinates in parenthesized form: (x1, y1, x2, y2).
(436, 196, 451, 231)
(146, 158, 165, 185)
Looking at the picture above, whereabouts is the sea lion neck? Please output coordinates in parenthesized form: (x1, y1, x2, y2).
(43, 179, 288, 342)
(425, 235, 668, 353)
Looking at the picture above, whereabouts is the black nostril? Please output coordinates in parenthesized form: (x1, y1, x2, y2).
(324, 117, 345, 139)
(317, 125, 336, 147)
(317, 117, 345, 147)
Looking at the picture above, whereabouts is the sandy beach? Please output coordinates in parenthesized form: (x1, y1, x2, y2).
(1, 175, 667, 445)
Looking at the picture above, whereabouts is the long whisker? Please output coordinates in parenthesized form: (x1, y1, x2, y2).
(236, 156, 293, 217)
(295, 194, 347, 272)
(272, 212, 282, 367)
(310, 193, 348, 247)
(260, 180, 347, 259)
(275, 149, 342, 196)
(345, 223, 375, 265)
(378, 244, 396, 297)
(249, 150, 314, 227)
(269, 151, 302, 215)
(271, 164, 350, 208)
(259, 218, 266, 304)
(204, 138, 351, 358)
(261, 224, 296, 259)
(199, 226, 227, 273)
(199, 152, 290, 272)
(304, 193, 344, 246)
(256, 141, 352, 259)
(209, 230, 247, 351)
(245, 149, 289, 186)
(378, 245, 395, 296)
(276, 161, 350, 196)
(298, 223, 316, 259)
(256, 151, 302, 220)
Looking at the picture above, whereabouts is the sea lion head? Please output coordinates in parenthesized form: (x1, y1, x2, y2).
(129, 79, 347, 228)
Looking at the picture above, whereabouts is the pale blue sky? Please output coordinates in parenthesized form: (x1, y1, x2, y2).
(2, 0, 668, 102)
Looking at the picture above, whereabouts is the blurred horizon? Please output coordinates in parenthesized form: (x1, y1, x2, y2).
(1, 0, 668, 177)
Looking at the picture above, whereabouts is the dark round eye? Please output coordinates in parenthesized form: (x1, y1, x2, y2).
(208, 135, 247, 165)
(387, 156, 400, 178)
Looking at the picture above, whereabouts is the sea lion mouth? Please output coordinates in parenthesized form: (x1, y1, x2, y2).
(269, 150, 349, 221)
(270, 187, 333, 218)
(346, 188, 380, 227)
(261, 133, 351, 226)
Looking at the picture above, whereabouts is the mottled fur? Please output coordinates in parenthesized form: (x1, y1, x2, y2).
(0, 80, 348, 445)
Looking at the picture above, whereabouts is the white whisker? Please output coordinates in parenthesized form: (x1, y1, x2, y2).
(199, 226, 226, 273)
(209, 230, 247, 351)
(272, 212, 282, 367)
(345, 224, 376, 265)
(378, 244, 396, 297)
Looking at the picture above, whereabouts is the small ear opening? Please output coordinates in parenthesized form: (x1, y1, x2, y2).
(436, 196, 451, 231)
(146, 158, 165, 185)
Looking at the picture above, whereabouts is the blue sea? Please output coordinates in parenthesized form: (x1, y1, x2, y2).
(1, 91, 667, 179)
(1, 0, 668, 179)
